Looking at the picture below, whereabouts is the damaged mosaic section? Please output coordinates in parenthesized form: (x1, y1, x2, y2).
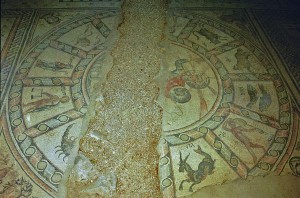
(66, 0, 167, 197)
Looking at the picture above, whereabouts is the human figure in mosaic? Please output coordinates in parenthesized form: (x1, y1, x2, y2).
(35, 56, 74, 72)
(23, 92, 70, 113)
(193, 28, 221, 44)
(222, 118, 267, 163)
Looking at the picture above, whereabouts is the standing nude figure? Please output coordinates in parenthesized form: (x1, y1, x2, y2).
(222, 118, 267, 163)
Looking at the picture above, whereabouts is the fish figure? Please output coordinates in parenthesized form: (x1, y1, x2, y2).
(258, 84, 272, 112)
(246, 84, 258, 108)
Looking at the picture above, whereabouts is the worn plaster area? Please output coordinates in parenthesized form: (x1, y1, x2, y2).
(190, 174, 300, 198)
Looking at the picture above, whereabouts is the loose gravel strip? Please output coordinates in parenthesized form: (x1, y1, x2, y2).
(73, 0, 167, 197)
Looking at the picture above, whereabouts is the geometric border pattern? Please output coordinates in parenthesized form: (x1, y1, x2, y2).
(1, 10, 34, 114)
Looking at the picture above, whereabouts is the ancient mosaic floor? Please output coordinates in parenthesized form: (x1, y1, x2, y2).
(1, 0, 300, 197)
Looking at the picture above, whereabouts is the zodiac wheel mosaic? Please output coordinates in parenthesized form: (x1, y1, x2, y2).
(158, 10, 299, 197)
(2, 10, 118, 196)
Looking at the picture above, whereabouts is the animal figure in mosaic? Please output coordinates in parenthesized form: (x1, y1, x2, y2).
(55, 123, 77, 162)
(222, 118, 268, 163)
(35, 56, 74, 73)
(233, 48, 253, 71)
(193, 28, 221, 45)
(246, 84, 271, 111)
(75, 23, 95, 47)
(179, 146, 215, 192)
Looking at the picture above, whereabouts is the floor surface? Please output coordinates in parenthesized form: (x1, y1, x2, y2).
(1, 0, 300, 197)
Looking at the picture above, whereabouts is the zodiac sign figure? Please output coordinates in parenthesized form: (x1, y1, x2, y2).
(178, 146, 215, 192)
(193, 28, 221, 45)
(233, 48, 254, 72)
(55, 123, 77, 162)
(23, 91, 70, 113)
(75, 24, 94, 47)
(246, 84, 272, 112)
(222, 118, 269, 163)
(35, 56, 74, 74)
(74, 23, 104, 48)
